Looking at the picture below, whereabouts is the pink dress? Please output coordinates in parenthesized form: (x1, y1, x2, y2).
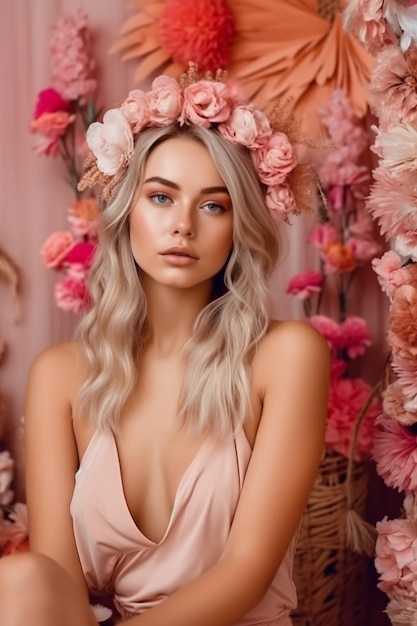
(70, 426, 297, 625)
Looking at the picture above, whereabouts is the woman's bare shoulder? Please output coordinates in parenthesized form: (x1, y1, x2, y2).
(252, 319, 330, 393)
(27, 340, 86, 408)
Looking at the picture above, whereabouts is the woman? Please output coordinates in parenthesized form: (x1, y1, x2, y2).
(0, 65, 330, 625)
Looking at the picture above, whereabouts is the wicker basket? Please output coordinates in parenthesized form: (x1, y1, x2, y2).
(291, 449, 371, 626)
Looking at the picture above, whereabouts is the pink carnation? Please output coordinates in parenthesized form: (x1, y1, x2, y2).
(346, 236, 381, 263)
(373, 414, 417, 492)
(286, 271, 324, 299)
(253, 132, 297, 186)
(181, 80, 232, 128)
(55, 276, 89, 313)
(309, 315, 342, 350)
(375, 516, 417, 599)
(339, 316, 372, 358)
(326, 376, 381, 461)
(147, 76, 183, 126)
(372, 251, 412, 298)
(40, 231, 75, 269)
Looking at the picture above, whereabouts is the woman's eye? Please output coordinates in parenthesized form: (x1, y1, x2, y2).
(202, 202, 226, 214)
(149, 192, 171, 205)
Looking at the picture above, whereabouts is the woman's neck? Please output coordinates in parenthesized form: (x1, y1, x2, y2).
(143, 280, 212, 357)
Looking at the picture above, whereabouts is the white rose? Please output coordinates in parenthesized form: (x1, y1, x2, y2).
(86, 109, 134, 176)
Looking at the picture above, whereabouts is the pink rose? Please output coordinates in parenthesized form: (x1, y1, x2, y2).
(86, 109, 134, 176)
(55, 276, 89, 313)
(41, 231, 75, 269)
(181, 80, 232, 128)
(33, 87, 73, 119)
(218, 104, 271, 148)
(265, 183, 297, 221)
(286, 271, 324, 299)
(253, 132, 297, 186)
(147, 76, 183, 126)
(120, 90, 149, 132)
(375, 517, 417, 598)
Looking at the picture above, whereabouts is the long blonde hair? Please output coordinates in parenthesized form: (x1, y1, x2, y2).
(77, 123, 280, 436)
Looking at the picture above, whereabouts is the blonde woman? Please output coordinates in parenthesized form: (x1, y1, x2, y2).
(0, 66, 330, 626)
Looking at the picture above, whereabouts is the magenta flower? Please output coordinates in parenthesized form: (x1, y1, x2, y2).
(33, 87, 73, 119)
(62, 241, 96, 269)
(286, 271, 324, 299)
(309, 315, 343, 350)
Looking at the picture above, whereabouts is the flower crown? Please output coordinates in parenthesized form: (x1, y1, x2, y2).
(79, 63, 312, 222)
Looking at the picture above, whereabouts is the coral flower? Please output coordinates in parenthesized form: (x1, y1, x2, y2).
(323, 241, 357, 273)
(158, 0, 235, 72)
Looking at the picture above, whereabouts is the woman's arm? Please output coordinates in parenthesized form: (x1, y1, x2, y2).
(123, 320, 330, 626)
(24, 342, 90, 601)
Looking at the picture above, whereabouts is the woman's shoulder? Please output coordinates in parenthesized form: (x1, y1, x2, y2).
(252, 319, 330, 390)
(28, 340, 86, 394)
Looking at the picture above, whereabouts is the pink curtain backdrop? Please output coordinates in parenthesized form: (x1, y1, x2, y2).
(1, 1, 387, 499)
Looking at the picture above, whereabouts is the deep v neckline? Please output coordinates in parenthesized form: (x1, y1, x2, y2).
(108, 430, 212, 545)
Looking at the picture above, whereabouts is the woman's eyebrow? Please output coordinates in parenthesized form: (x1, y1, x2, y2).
(144, 176, 229, 196)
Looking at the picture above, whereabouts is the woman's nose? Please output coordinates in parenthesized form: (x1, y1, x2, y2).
(172, 205, 195, 237)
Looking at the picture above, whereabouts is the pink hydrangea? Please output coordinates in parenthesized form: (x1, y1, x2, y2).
(326, 376, 381, 461)
(286, 271, 324, 299)
(49, 8, 97, 100)
(375, 516, 417, 599)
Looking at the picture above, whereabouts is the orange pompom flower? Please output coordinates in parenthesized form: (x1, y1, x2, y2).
(158, 0, 235, 72)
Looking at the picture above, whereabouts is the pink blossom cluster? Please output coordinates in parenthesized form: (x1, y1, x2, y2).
(49, 8, 97, 101)
(286, 90, 381, 462)
(30, 9, 98, 165)
(326, 373, 381, 461)
(87, 74, 298, 222)
(40, 198, 98, 313)
(375, 515, 417, 600)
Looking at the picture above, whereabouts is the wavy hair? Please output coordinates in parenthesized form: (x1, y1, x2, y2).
(77, 123, 280, 436)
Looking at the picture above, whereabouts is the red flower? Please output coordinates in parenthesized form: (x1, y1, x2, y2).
(159, 0, 235, 72)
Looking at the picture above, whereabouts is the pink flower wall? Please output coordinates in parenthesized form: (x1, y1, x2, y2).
(1, 1, 387, 502)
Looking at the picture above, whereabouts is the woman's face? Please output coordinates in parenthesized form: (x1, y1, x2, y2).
(130, 135, 234, 293)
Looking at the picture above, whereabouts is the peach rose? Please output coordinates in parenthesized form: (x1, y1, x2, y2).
(148, 76, 183, 126)
(120, 89, 149, 133)
(181, 80, 231, 128)
(265, 183, 297, 221)
(253, 132, 297, 186)
(87, 109, 134, 176)
(218, 104, 271, 148)
(40, 231, 75, 269)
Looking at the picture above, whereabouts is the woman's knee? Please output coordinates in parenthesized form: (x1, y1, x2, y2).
(0, 552, 61, 592)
